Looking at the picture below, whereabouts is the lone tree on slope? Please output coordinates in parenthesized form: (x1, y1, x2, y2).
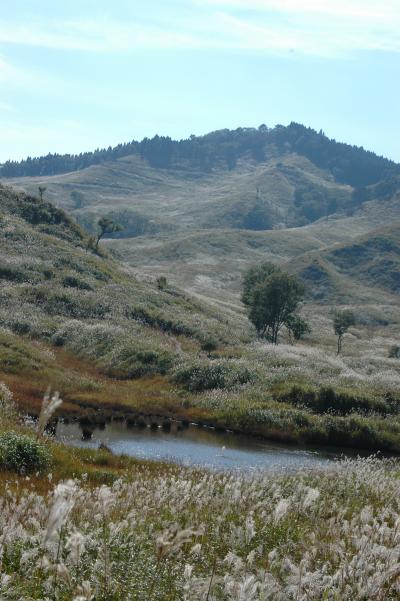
(95, 216, 123, 251)
(242, 262, 307, 344)
(333, 310, 355, 354)
(38, 186, 47, 202)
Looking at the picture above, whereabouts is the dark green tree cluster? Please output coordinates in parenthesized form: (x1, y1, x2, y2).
(2, 123, 397, 184)
(243, 264, 360, 352)
(273, 122, 398, 187)
(242, 263, 308, 344)
(0, 141, 140, 177)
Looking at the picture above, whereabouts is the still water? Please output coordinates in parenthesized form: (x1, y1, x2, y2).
(56, 420, 348, 472)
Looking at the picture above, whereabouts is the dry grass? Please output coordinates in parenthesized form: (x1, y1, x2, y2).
(1, 454, 399, 600)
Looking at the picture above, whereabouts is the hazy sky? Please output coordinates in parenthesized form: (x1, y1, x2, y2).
(0, 0, 399, 162)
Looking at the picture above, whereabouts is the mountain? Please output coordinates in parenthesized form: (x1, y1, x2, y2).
(1, 165, 400, 454)
(2, 123, 400, 309)
(2, 122, 399, 185)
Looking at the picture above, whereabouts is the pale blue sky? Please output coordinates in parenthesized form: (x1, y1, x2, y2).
(0, 0, 399, 162)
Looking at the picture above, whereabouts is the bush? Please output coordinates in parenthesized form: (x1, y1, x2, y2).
(26, 287, 108, 319)
(173, 361, 256, 392)
(156, 276, 167, 290)
(200, 336, 219, 353)
(0, 432, 51, 474)
(281, 385, 393, 416)
(62, 275, 93, 290)
(0, 265, 27, 282)
(389, 345, 400, 359)
(129, 306, 195, 338)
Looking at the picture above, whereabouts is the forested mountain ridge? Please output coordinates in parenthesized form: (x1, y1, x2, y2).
(2, 122, 399, 187)
(3, 123, 400, 310)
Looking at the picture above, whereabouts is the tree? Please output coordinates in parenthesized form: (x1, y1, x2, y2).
(156, 276, 167, 290)
(333, 310, 355, 354)
(242, 262, 279, 306)
(95, 217, 123, 251)
(286, 314, 311, 343)
(38, 186, 47, 201)
(242, 264, 306, 344)
(70, 190, 85, 209)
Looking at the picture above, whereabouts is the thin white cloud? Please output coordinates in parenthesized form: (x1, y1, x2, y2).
(0, 54, 49, 95)
(0, 19, 200, 53)
(0, 56, 20, 82)
(200, 0, 400, 23)
(0, 0, 399, 57)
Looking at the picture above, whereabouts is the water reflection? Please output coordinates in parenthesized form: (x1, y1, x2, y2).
(56, 419, 348, 472)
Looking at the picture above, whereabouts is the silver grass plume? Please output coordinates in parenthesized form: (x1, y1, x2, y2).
(37, 388, 62, 437)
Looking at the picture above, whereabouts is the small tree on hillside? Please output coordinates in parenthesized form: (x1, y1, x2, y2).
(95, 216, 123, 251)
(156, 276, 167, 290)
(333, 310, 355, 354)
(71, 190, 85, 209)
(38, 186, 47, 201)
(242, 263, 307, 344)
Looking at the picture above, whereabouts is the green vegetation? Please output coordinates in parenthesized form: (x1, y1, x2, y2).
(389, 344, 400, 359)
(38, 185, 46, 201)
(1, 183, 400, 454)
(0, 447, 399, 600)
(95, 215, 123, 251)
(0, 431, 51, 474)
(242, 263, 307, 343)
(173, 360, 256, 392)
(333, 309, 356, 354)
(1, 125, 400, 600)
(2, 123, 399, 187)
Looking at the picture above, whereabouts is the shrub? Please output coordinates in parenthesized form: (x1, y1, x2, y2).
(0, 432, 51, 474)
(62, 275, 93, 290)
(156, 276, 167, 290)
(280, 385, 393, 416)
(129, 306, 195, 338)
(0, 382, 15, 417)
(173, 361, 256, 392)
(200, 336, 219, 353)
(389, 345, 400, 359)
(0, 265, 27, 282)
(26, 287, 109, 319)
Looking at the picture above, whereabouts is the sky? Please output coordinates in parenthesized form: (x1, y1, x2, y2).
(0, 0, 399, 163)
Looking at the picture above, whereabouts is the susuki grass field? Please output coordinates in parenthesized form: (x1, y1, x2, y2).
(1, 451, 400, 600)
(1, 183, 400, 452)
(1, 139, 400, 599)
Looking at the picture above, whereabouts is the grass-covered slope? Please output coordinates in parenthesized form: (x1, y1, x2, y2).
(5, 123, 400, 311)
(2, 184, 400, 453)
(0, 183, 248, 387)
(288, 224, 400, 302)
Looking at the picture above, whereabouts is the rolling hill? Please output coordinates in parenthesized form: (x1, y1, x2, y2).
(1, 157, 400, 454)
(2, 123, 400, 310)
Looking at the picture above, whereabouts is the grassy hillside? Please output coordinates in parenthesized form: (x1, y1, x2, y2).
(286, 224, 400, 303)
(5, 126, 400, 312)
(1, 184, 400, 454)
(6, 152, 355, 233)
(0, 183, 253, 407)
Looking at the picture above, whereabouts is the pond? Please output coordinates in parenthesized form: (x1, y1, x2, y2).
(56, 419, 351, 472)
